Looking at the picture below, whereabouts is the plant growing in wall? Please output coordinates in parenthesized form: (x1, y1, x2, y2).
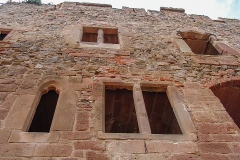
(25, 0, 42, 5)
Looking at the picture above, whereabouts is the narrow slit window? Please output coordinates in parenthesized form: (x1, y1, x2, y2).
(28, 90, 59, 132)
(142, 88, 182, 134)
(105, 86, 139, 133)
(0, 30, 11, 41)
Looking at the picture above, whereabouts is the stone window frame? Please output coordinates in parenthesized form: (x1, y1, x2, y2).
(3, 76, 77, 143)
(93, 78, 197, 141)
(64, 24, 134, 54)
(0, 28, 13, 41)
(172, 28, 240, 57)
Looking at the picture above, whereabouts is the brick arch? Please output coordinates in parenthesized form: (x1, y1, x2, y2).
(209, 79, 240, 128)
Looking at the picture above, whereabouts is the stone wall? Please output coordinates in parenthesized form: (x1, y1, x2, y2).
(0, 2, 240, 159)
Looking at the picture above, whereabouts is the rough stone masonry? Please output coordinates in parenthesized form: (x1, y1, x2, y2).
(0, 2, 240, 160)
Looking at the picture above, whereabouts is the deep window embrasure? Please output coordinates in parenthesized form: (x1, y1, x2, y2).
(142, 88, 182, 134)
(179, 31, 220, 55)
(211, 83, 240, 128)
(105, 86, 139, 133)
(28, 90, 59, 132)
(0, 30, 11, 41)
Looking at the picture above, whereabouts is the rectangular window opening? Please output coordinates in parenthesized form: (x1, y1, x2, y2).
(141, 87, 182, 134)
(103, 28, 119, 44)
(0, 30, 11, 41)
(105, 85, 139, 133)
(28, 90, 59, 132)
(82, 27, 119, 44)
(82, 27, 98, 43)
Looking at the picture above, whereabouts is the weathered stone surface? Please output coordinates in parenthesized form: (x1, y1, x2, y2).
(0, 1, 240, 159)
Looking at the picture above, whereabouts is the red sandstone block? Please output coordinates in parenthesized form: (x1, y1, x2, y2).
(72, 150, 84, 157)
(182, 88, 198, 95)
(0, 94, 18, 109)
(75, 111, 89, 131)
(0, 144, 35, 157)
(184, 95, 198, 105)
(59, 158, 78, 160)
(0, 84, 18, 92)
(57, 70, 77, 76)
(169, 154, 199, 160)
(196, 122, 229, 134)
(184, 82, 203, 89)
(60, 131, 92, 140)
(229, 143, 240, 154)
(200, 153, 229, 160)
(0, 129, 11, 143)
(224, 122, 240, 134)
(33, 144, 72, 157)
(0, 78, 15, 84)
(86, 151, 109, 160)
(0, 158, 23, 160)
(0, 92, 8, 102)
(108, 140, 145, 154)
(0, 108, 9, 120)
(198, 133, 212, 142)
(146, 141, 198, 154)
(192, 111, 215, 123)
(198, 142, 232, 154)
(200, 101, 225, 111)
(211, 134, 240, 142)
(228, 154, 240, 160)
(74, 141, 105, 151)
(20, 79, 37, 89)
(214, 111, 233, 123)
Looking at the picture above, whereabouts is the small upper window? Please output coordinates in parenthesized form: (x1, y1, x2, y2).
(178, 30, 220, 55)
(0, 29, 12, 41)
(82, 27, 119, 44)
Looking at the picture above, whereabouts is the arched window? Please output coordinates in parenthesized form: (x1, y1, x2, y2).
(28, 90, 59, 132)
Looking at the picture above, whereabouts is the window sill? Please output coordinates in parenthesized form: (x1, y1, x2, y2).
(80, 42, 120, 50)
(8, 130, 60, 143)
(97, 131, 197, 141)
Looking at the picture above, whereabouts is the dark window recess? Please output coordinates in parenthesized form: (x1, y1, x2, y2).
(211, 86, 240, 128)
(82, 27, 98, 43)
(0, 30, 11, 40)
(142, 91, 182, 134)
(180, 31, 220, 55)
(28, 90, 59, 132)
(82, 27, 119, 44)
(82, 32, 98, 43)
(183, 38, 220, 55)
(105, 87, 139, 133)
(103, 28, 118, 44)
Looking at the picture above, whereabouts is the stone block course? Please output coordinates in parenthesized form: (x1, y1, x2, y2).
(75, 111, 89, 131)
(0, 144, 35, 157)
(33, 144, 72, 157)
(74, 140, 105, 151)
(0, 1, 240, 159)
(146, 141, 198, 154)
(108, 140, 145, 154)
(198, 142, 232, 154)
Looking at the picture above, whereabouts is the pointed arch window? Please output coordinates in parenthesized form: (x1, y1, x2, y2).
(28, 90, 59, 132)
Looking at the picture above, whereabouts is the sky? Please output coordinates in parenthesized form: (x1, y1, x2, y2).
(1, 0, 240, 20)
